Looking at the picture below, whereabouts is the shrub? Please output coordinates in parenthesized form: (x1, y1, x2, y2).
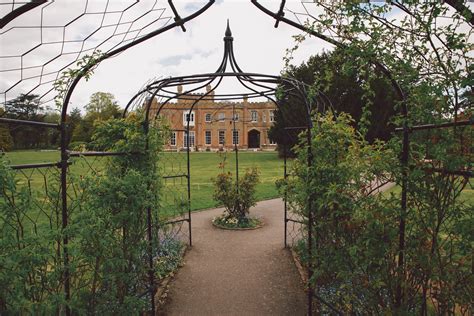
(212, 166, 260, 225)
(282, 112, 400, 313)
(283, 111, 472, 313)
(69, 141, 88, 151)
(0, 114, 177, 314)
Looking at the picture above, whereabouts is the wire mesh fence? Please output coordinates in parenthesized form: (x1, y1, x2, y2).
(0, 1, 177, 108)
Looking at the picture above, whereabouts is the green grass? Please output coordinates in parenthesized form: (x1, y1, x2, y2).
(4, 150, 284, 212)
(384, 181, 474, 205)
(186, 151, 283, 210)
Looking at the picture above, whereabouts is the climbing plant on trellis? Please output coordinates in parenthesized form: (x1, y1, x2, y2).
(0, 1, 214, 314)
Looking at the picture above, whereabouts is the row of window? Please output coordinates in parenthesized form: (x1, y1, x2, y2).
(183, 110, 275, 125)
(170, 131, 199, 147)
(170, 131, 235, 146)
(169, 130, 275, 146)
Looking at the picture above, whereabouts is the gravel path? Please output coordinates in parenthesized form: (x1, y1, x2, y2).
(160, 198, 306, 315)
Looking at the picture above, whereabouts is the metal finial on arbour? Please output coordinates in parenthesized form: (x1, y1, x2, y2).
(224, 19, 233, 40)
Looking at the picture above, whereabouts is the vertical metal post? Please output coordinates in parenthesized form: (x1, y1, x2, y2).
(233, 103, 239, 191)
(396, 107, 409, 310)
(186, 124, 192, 247)
(283, 143, 288, 248)
(60, 122, 71, 316)
(306, 126, 313, 316)
(143, 121, 156, 314)
(146, 204, 156, 313)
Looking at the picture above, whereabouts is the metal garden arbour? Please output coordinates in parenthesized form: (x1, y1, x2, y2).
(1, 1, 471, 315)
(0, 2, 215, 314)
(125, 21, 328, 310)
(0, 1, 324, 313)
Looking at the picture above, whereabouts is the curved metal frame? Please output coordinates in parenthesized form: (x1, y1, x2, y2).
(0, 2, 215, 314)
(1, 2, 471, 314)
(125, 22, 331, 315)
(251, 2, 473, 313)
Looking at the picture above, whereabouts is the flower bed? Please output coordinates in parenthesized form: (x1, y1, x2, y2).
(212, 215, 263, 230)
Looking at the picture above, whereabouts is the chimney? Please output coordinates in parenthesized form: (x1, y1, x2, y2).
(243, 94, 248, 103)
(177, 85, 183, 94)
(206, 84, 212, 93)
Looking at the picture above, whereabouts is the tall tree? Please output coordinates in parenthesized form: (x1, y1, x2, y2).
(43, 112, 61, 148)
(84, 92, 121, 122)
(0, 109, 13, 151)
(71, 92, 122, 144)
(4, 94, 46, 149)
(278, 1, 473, 312)
(270, 47, 396, 156)
(65, 107, 82, 145)
(4, 94, 44, 120)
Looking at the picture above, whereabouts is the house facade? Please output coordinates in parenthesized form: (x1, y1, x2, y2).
(149, 85, 277, 151)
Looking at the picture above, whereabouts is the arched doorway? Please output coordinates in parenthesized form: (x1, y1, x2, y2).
(248, 129, 260, 149)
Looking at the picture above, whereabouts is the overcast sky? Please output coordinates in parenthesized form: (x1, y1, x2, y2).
(3, 1, 470, 113)
(0, 1, 333, 113)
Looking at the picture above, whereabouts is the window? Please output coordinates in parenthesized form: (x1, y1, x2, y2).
(183, 131, 195, 147)
(268, 132, 276, 145)
(218, 113, 225, 121)
(263, 113, 266, 122)
(232, 130, 239, 145)
(205, 131, 212, 145)
(205, 113, 211, 122)
(170, 131, 176, 146)
(269, 110, 275, 122)
(251, 110, 258, 122)
(183, 111, 195, 126)
(233, 113, 239, 121)
(218, 130, 225, 145)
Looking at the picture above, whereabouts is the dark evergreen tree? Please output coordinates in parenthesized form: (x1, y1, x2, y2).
(270, 48, 397, 156)
(4, 94, 46, 149)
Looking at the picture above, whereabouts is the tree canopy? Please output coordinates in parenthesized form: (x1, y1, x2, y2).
(71, 92, 122, 146)
(270, 47, 397, 156)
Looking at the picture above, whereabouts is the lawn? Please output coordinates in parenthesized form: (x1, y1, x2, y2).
(384, 181, 474, 205)
(3, 150, 285, 213)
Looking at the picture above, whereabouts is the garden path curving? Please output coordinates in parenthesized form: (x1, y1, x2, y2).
(160, 198, 306, 315)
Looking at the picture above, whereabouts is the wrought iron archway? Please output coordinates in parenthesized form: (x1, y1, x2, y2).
(3, 1, 469, 314)
(125, 21, 332, 313)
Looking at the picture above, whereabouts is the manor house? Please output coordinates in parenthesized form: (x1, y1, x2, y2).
(149, 85, 277, 151)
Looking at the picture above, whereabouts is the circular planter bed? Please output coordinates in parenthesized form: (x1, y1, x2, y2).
(212, 215, 263, 230)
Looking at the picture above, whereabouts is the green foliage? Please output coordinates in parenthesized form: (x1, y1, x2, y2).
(212, 215, 261, 229)
(282, 1, 473, 313)
(3, 94, 48, 149)
(53, 50, 104, 109)
(212, 154, 260, 225)
(68, 114, 165, 313)
(0, 114, 180, 313)
(0, 109, 13, 151)
(0, 124, 13, 151)
(270, 47, 397, 157)
(0, 160, 63, 314)
(85, 92, 121, 119)
(282, 112, 399, 313)
(1, 95, 62, 149)
(284, 111, 473, 313)
(71, 92, 122, 145)
(65, 107, 82, 146)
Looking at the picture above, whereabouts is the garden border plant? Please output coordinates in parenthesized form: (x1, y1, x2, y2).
(211, 152, 263, 230)
(0, 4, 216, 313)
(0, 112, 191, 314)
(259, 1, 473, 314)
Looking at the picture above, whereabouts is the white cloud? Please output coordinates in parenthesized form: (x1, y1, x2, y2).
(71, 0, 332, 111)
(0, 0, 333, 112)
